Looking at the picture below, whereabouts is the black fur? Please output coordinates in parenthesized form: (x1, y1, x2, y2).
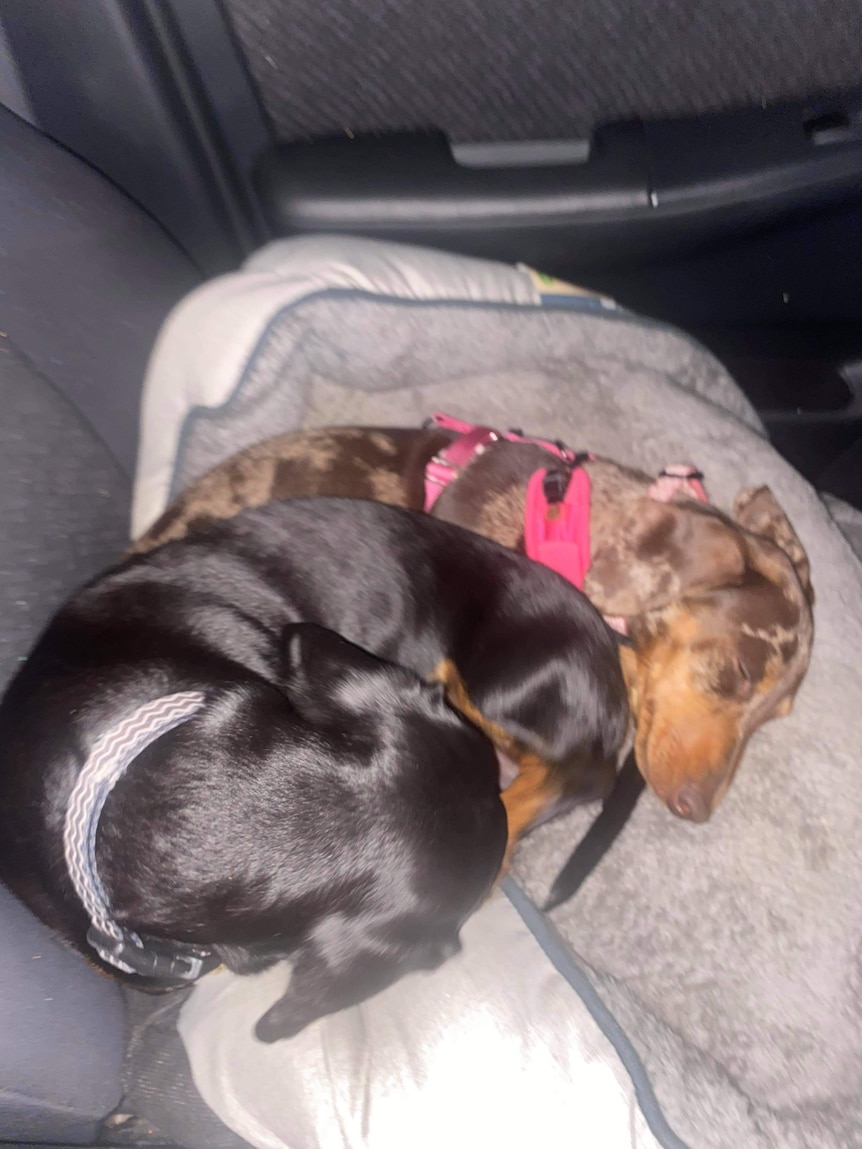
(0, 498, 627, 1040)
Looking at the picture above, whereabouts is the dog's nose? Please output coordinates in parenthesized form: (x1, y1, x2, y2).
(668, 784, 709, 823)
(437, 937, 462, 963)
(419, 938, 461, 971)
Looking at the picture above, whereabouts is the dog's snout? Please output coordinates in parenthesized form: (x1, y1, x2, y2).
(668, 784, 709, 823)
(418, 937, 461, 971)
(438, 937, 461, 963)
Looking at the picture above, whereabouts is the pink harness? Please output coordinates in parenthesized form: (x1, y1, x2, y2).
(424, 413, 580, 510)
(423, 412, 707, 598)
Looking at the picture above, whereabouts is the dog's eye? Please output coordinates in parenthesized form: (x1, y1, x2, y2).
(715, 655, 755, 700)
(733, 656, 755, 701)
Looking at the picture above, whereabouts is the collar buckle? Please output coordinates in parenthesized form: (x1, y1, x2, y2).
(87, 924, 219, 982)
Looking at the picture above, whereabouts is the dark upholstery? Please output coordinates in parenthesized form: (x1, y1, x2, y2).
(120, 990, 250, 1149)
(0, 344, 130, 692)
(0, 882, 127, 1144)
(224, 0, 862, 144)
(0, 105, 198, 474)
(0, 343, 131, 1144)
(0, 106, 199, 1144)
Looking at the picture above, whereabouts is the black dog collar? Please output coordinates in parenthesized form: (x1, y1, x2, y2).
(86, 924, 221, 982)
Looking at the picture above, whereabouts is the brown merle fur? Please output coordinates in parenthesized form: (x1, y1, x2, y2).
(133, 428, 814, 821)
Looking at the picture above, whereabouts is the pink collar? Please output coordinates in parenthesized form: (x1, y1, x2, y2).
(423, 412, 707, 597)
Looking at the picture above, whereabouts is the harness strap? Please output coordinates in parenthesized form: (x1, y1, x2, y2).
(424, 412, 576, 511)
(524, 465, 592, 590)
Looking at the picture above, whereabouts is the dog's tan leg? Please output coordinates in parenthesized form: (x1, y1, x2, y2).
(498, 754, 558, 857)
(429, 660, 560, 869)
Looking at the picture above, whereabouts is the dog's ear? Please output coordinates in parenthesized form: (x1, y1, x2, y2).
(282, 622, 373, 691)
(586, 499, 746, 617)
(733, 486, 814, 605)
(281, 622, 432, 722)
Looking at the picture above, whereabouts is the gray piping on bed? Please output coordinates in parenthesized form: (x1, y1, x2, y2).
(501, 878, 691, 1149)
(169, 286, 757, 504)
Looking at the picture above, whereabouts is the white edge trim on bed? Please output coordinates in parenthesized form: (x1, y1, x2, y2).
(131, 236, 542, 539)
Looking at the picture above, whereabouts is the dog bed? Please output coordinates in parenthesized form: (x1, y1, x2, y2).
(131, 236, 862, 1149)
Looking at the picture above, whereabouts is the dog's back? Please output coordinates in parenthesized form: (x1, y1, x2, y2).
(0, 497, 626, 1036)
(131, 426, 452, 554)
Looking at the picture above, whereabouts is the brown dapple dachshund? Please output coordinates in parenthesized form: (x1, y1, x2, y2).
(133, 423, 814, 827)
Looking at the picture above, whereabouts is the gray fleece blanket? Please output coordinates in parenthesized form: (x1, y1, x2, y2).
(169, 291, 862, 1149)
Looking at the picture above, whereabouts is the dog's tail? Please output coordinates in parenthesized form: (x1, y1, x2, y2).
(543, 751, 644, 912)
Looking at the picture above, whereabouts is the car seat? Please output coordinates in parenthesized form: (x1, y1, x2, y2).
(0, 103, 197, 1146)
(1, 5, 862, 1147)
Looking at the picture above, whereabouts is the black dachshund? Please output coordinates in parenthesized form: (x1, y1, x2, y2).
(0, 498, 627, 1040)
